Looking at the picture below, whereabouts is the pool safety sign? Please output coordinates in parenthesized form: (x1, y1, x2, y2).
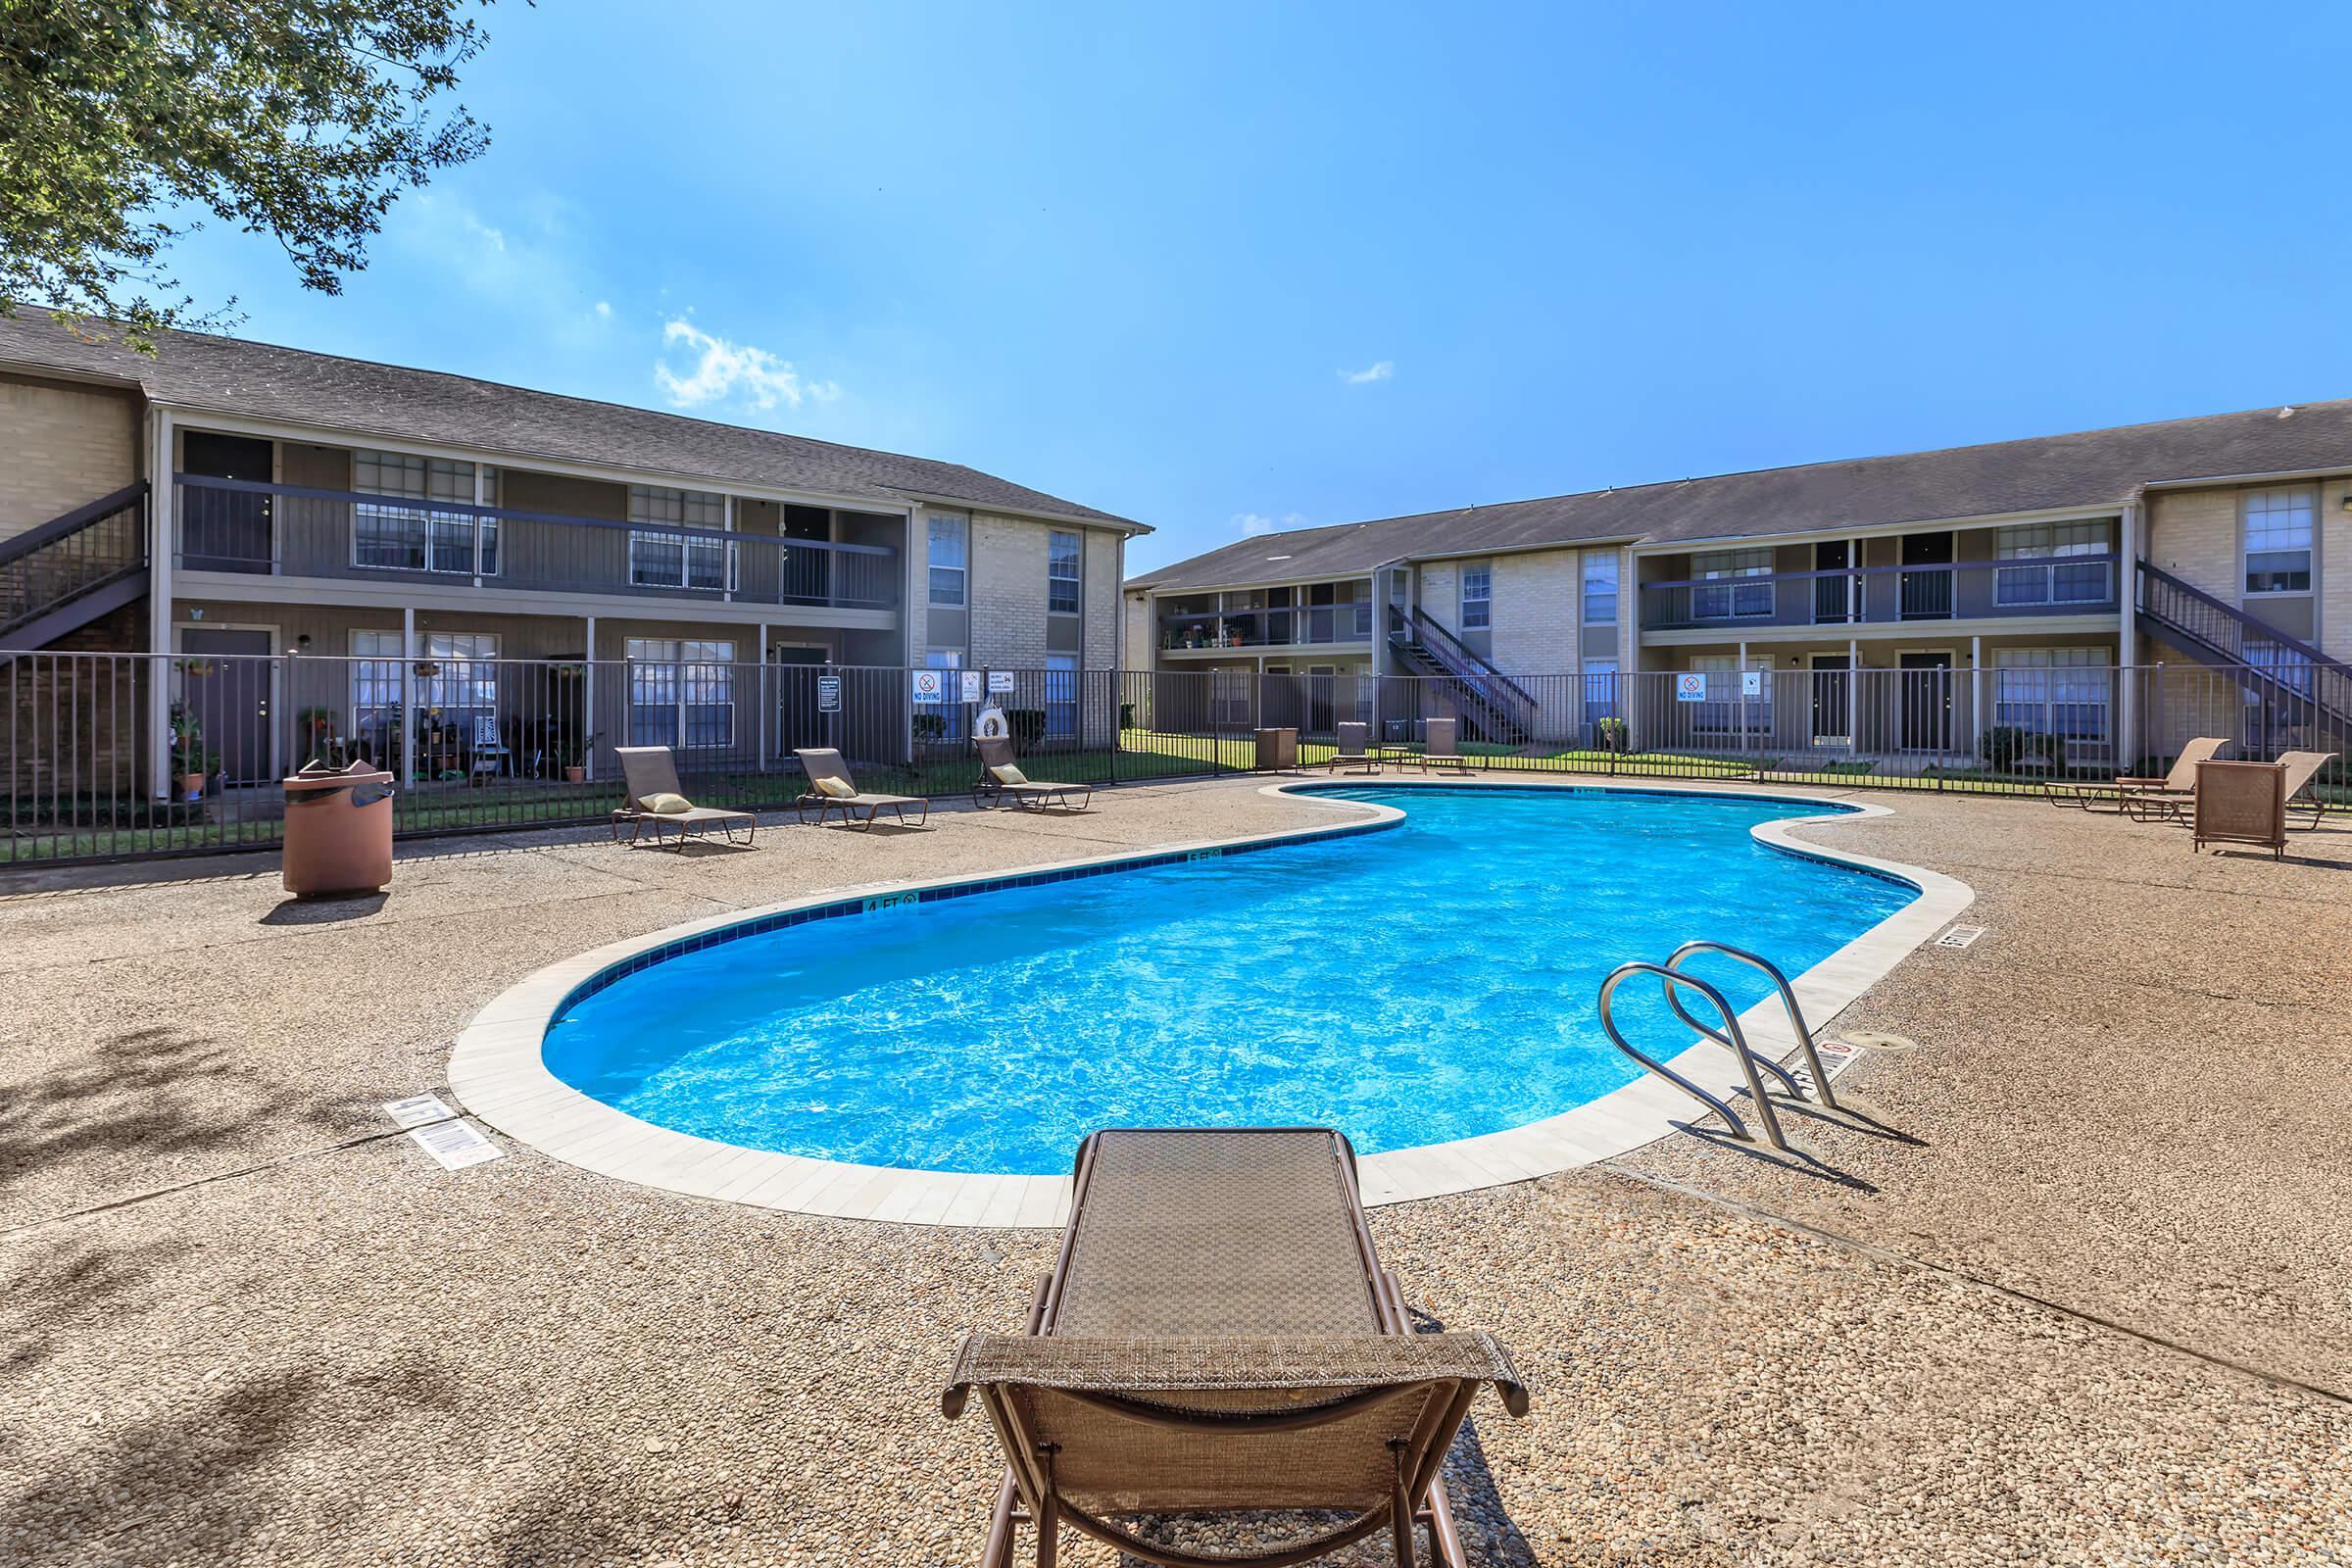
(1675, 672, 1707, 703)
(816, 674, 842, 713)
(1741, 670, 1763, 697)
(911, 668, 945, 704)
(988, 669, 1016, 694)
(959, 670, 985, 704)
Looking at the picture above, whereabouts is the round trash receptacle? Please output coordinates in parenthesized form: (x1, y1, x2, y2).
(281, 760, 396, 898)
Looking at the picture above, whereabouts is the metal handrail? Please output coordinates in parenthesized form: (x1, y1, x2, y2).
(1595, 960, 1790, 1152)
(1662, 941, 1843, 1113)
(2137, 561, 2352, 725)
(1387, 607, 1541, 739)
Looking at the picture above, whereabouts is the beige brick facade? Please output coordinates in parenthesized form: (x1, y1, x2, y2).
(0, 374, 141, 541)
(2144, 486, 2239, 607)
(1486, 548, 1583, 674)
(1084, 530, 1121, 670)
(968, 512, 1052, 667)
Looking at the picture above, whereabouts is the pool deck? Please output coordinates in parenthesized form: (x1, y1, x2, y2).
(2, 774, 2347, 1565)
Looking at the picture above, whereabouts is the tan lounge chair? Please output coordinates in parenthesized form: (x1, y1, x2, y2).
(609, 746, 756, 851)
(1323, 720, 1380, 775)
(2120, 736, 2234, 822)
(2278, 750, 2339, 830)
(792, 748, 930, 830)
(2044, 735, 2225, 813)
(943, 1127, 1527, 1568)
(1415, 715, 1474, 776)
(973, 733, 1094, 812)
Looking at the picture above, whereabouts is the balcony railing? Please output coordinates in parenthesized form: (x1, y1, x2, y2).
(172, 474, 901, 612)
(1641, 555, 2119, 632)
(1158, 605, 1373, 650)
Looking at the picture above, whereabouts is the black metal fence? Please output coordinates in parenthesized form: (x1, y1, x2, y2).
(2, 651, 2344, 866)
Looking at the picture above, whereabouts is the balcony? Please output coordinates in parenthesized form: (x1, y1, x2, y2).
(172, 474, 901, 613)
(1158, 605, 1374, 652)
(1640, 554, 2119, 633)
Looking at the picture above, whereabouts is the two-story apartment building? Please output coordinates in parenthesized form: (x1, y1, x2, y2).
(1125, 399, 2352, 763)
(0, 315, 1143, 792)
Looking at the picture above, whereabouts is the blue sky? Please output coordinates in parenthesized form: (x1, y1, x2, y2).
(162, 1, 2352, 573)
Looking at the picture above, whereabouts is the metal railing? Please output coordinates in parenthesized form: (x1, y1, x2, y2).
(0, 482, 150, 645)
(1641, 555, 2120, 631)
(2, 654, 2344, 867)
(2136, 561, 2352, 726)
(172, 475, 902, 611)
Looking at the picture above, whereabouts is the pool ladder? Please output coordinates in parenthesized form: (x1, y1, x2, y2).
(1595, 941, 1845, 1152)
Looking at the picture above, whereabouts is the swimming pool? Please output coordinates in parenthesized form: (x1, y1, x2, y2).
(540, 786, 1917, 1176)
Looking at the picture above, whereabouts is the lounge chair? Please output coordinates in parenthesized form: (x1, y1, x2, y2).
(943, 1127, 1527, 1568)
(972, 733, 1094, 812)
(792, 748, 930, 830)
(1415, 715, 1474, 776)
(1323, 720, 1380, 775)
(609, 746, 756, 851)
(2120, 736, 2235, 822)
(2278, 750, 2339, 830)
(2043, 736, 2225, 813)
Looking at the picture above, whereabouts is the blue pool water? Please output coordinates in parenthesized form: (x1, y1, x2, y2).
(543, 787, 1916, 1174)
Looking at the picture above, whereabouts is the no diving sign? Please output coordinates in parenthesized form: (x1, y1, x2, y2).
(1675, 673, 1707, 703)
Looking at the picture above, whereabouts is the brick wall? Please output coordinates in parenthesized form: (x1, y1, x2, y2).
(2325, 476, 2350, 662)
(2145, 486, 2238, 606)
(5, 599, 150, 797)
(969, 513, 1051, 667)
(1, 374, 142, 541)
(1486, 548, 1582, 674)
(1084, 530, 1120, 670)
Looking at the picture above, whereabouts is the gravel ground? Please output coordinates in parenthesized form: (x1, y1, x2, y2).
(2, 776, 2347, 1565)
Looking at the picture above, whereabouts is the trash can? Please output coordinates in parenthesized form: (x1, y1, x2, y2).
(281, 760, 396, 898)
(1254, 726, 1298, 771)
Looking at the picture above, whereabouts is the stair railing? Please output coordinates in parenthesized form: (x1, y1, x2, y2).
(2136, 560, 2352, 724)
(1389, 606, 1542, 739)
(0, 481, 150, 640)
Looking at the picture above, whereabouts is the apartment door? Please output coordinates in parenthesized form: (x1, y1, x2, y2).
(1812, 541, 1852, 624)
(181, 627, 274, 783)
(770, 645, 830, 753)
(179, 432, 274, 573)
(1898, 533, 1954, 620)
(1898, 652, 1955, 752)
(1810, 654, 1852, 745)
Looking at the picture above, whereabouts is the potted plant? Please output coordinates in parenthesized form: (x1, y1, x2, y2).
(412, 660, 442, 679)
(562, 730, 597, 783)
(174, 656, 216, 678)
(169, 706, 207, 800)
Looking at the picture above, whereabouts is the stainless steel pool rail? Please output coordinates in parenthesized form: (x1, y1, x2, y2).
(1594, 944, 1836, 1152)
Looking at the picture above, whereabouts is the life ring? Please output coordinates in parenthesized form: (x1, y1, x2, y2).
(975, 705, 1009, 739)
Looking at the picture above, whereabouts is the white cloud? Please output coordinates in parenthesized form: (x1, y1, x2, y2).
(1233, 512, 1307, 537)
(1339, 360, 1394, 385)
(655, 318, 837, 412)
(593, 300, 612, 319)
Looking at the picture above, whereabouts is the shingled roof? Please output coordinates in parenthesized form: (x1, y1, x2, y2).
(0, 312, 1144, 529)
(1129, 398, 2352, 592)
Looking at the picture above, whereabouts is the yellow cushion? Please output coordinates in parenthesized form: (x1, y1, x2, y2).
(813, 776, 857, 799)
(640, 792, 693, 815)
(990, 763, 1029, 786)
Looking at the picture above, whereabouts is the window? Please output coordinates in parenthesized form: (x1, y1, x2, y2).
(927, 513, 967, 607)
(354, 452, 492, 574)
(350, 630, 499, 759)
(629, 485, 730, 590)
(1459, 563, 1492, 630)
(1045, 654, 1078, 738)
(625, 637, 735, 748)
(1582, 657, 1619, 727)
(1993, 648, 2110, 742)
(2243, 488, 2315, 594)
(1995, 519, 2111, 606)
(1691, 549, 1773, 618)
(1048, 530, 1081, 615)
(1581, 552, 1618, 626)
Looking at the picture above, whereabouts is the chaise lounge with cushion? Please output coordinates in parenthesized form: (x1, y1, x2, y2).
(792, 748, 931, 830)
(943, 1127, 1528, 1568)
(609, 745, 757, 850)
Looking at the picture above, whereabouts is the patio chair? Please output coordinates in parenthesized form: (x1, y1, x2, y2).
(943, 1128, 1528, 1568)
(1416, 715, 1474, 776)
(792, 748, 930, 830)
(1324, 720, 1380, 775)
(2042, 735, 2224, 813)
(609, 746, 757, 851)
(2272, 750, 2338, 830)
(2193, 760, 2289, 858)
(2118, 736, 2234, 823)
(972, 734, 1094, 812)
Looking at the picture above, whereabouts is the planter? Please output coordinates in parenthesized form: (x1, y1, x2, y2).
(564, 765, 585, 783)
(178, 771, 206, 802)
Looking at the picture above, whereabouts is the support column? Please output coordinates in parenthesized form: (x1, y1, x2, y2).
(1738, 638, 1750, 757)
(401, 606, 417, 787)
(471, 466, 487, 585)
(582, 614, 598, 782)
(1846, 635, 1860, 755)
(1970, 634, 1984, 762)
(2117, 502, 2139, 764)
(756, 620, 770, 768)
(147, 412, 176, 799)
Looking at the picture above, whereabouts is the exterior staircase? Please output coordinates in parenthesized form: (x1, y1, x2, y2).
(1386, 605, 1538, 745)
(2135, 559, 2352, 732)
(0, 482, 150, 660)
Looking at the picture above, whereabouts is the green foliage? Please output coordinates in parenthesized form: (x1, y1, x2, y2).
(1978, 725, 2052, 771)
(1, 0, 498, 349)
(910, 712, 947, 742)
(1004, 708, 1048, 747)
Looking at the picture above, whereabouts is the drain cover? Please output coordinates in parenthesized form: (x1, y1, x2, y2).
(1838, 1031, 1919, 1053)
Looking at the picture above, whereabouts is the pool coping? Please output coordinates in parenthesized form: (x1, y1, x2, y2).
(448, 774, 1974, 1228)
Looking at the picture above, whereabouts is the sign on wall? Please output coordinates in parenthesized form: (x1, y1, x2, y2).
(987, 669, 1016, 694)
(910, 669, 945, 704)
(816, 674, 842, 713)
(1740, 669, 1763, 698)
(1675, 672, 1708, 703)
(959, 670, 985, 704)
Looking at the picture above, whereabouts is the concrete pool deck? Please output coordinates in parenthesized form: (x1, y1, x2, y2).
(2, 774, 2348, 1564)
